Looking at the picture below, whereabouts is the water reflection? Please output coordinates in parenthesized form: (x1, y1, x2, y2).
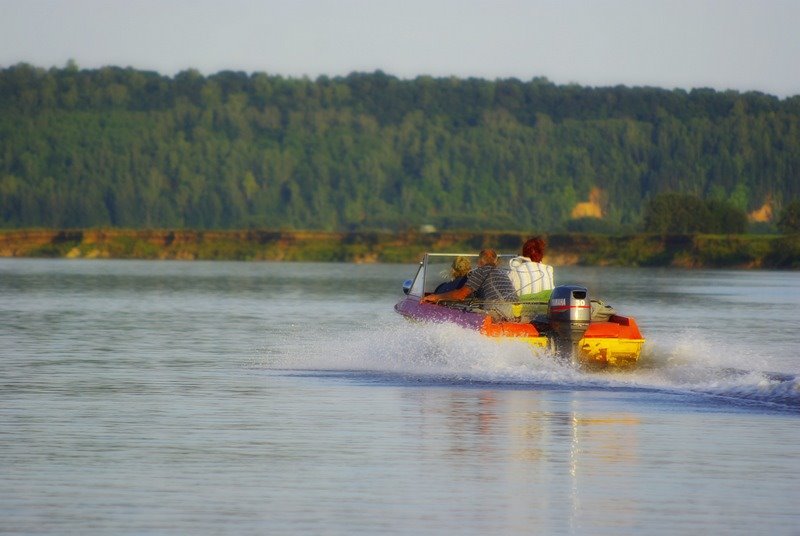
(405, 387, 642, 530)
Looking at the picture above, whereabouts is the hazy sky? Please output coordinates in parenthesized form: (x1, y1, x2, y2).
(2, 0, 799, 97)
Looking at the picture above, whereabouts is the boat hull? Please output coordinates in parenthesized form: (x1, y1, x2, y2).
(395, 296, 644, 367)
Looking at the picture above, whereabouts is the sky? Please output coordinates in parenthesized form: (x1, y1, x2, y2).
(1, 0, 799, 98)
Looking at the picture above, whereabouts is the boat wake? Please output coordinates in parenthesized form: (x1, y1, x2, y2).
(259, 320, 800, 412)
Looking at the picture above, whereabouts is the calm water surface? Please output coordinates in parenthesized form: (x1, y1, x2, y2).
(1, 259, 798, 535)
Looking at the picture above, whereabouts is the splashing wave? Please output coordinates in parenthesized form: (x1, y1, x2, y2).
(261, 320, 799, 411)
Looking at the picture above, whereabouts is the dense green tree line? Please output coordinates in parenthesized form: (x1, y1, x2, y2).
(1, 62, 799, 231)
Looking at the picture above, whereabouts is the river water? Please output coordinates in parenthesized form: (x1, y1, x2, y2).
(1, 258, 798, 535)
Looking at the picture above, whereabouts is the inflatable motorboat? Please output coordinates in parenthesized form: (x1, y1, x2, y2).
(394, 253, 645, 367)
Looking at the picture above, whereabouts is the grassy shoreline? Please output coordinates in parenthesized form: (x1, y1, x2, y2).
(1, 228, 798, 269)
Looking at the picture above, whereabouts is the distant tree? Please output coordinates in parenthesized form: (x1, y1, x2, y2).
(706, 199, 748, 233)
(643, 193, 749, 234)
(777, 200, 800, 234)
(644, 193, 711, 233)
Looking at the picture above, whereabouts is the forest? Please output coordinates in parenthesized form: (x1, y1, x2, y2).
(1, 62, 799, 232)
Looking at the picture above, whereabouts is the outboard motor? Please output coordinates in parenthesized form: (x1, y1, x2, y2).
(548, 285, 591, 359)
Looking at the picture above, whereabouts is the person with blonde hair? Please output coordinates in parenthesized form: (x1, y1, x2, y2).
(433, 256, 472, 294)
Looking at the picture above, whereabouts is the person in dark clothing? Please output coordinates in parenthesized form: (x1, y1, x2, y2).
(433, 256, 472, 294)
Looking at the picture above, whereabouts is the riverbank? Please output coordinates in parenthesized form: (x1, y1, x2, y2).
(1, 229, 798, 268)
